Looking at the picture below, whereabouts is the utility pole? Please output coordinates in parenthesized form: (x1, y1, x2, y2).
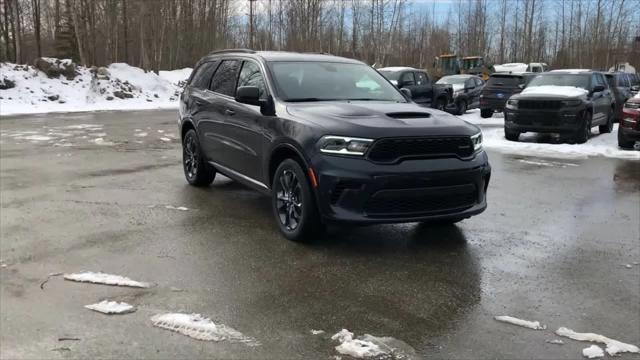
(249, 0, 257, 49)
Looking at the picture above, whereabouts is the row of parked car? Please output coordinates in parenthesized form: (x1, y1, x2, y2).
(380, 66, 639, 148)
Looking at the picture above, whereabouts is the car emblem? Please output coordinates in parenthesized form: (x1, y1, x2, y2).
(497, 93, 505, 98)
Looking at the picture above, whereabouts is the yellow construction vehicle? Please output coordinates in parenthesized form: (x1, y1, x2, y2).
(434, 54, 461, 79)
(460, 56, 493, 81)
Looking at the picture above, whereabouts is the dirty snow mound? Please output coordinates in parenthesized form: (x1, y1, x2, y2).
(494, 315, 546, 330)
(311, 329, 325, 335)
(582, 345, 604, 358)
(556, 327, 639, 356)
(330, 329, 418, 359)
(85, 300, 135, 314)
(64, 271, 151, 288)
(150, 313, 258, 345)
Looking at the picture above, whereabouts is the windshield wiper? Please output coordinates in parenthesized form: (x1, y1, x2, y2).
(284, 98, 340, 102)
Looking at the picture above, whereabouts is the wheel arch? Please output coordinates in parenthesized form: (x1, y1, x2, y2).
(267, 142, 312, 187)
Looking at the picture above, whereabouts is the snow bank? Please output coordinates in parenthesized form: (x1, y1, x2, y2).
(494, 315, 546, 330)
(150, 313, 258, 345)
(85, 300, 136, 314)
(0, 60, 192, 116)
(522, 85, 588, 97)
(582, 345, 604, 358)
(556, 327, 640, 356)
(459, 109, 640, 160)
(64, 271, 151, 288)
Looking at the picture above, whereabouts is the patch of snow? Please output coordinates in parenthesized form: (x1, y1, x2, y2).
(624, 264, 633, 269)
(494, 63, 528, 73)
(19, 135, 52, 141)
(330, 329, 417, 359)
(547, 339, 565, 345)
(494, 315, 546, 330)
(165, 205, 189, 211)
(134, 132, 148, 137)
(91, 138, 115, 146)
(377, 66, 415, 72)
(311, 330, 325, 335)
(518, 159, 579, 167)
(150, 313, 258, 345)
(159, 137, 171, 142)
(522, 85, 588, 97)
(64, 271, 151, 288)
(158, 68, 192, 85)
(582, 345, 604, 358)
(85, 300, 136, 314)
(556, 327, 640, 356)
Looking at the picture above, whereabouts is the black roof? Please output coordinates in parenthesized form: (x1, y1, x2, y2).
(202, 49, 362, 64)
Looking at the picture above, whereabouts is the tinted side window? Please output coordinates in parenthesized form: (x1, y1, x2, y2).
(237, 61, 267, 99)
(400, 72, 416, 85)
(190, 61, 218, 89)
(592, 74, 605, 89)
(466, 79, 475, 88)
(415, 72, 428, 85)
(210, 60, 240, 96)
(474, 78, 483, 86)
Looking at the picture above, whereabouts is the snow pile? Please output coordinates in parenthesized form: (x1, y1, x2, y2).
(494, 63, 528, 73)
(150, 313, 258, 345)
(494, 315, 546, 330)
(521, 85, 588, 97)
(0, 59, 192, 116)
(459, 110, 640, 160)
(556, 327, 640, 356)
(330, 329, 417, 359)
(85, 300, 136, 314)
(582, 345, 604, 359)
(64, 271, 151, 288)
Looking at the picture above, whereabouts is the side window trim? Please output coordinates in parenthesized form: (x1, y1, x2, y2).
(209, 58, 241, 97)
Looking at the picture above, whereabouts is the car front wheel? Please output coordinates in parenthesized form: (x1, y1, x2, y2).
(272, 159, 323, 241)
(455, 100, 467, 115)
(599, 110, 614, 134)
(480, 108, 493, 118)
(574, 111, 592, 144)
(505, 128, 520, 141)
(618, 128, 635, 149)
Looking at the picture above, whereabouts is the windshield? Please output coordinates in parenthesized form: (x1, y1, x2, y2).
(269, 62, 406, 102)
(527, 74, 590, 89)
(437, 76, 467, 85)
(487, 75, 525, 87)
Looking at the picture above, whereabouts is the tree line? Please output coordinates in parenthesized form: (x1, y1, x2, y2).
(1, 0, 638, 72)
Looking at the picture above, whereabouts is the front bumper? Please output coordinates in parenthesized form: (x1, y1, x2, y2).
(619, 125, 640, 142)
(480, 97, 508, 111)
(310, 151, 491, 224)
(504, 108, 585, 133)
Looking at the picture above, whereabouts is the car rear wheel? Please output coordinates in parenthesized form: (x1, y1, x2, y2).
(480, 109, 493, 118)
(272, 159, 323, 241)
(455, 100, 467, 115)
(505, 128, 520, 141)
(599, 110, 614, 134)
(183, 129, 215, 186)
(574, 111, 592, 144)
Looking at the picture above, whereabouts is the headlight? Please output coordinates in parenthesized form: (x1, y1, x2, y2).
(470, 132, 483, 151)
(623, 117, 637, 125)
(562, 99, 582, 106)
(319, 136, 374, 156)
(506, 99, 519, 109)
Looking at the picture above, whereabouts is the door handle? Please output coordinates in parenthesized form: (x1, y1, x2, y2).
(225, 109, 236, 116)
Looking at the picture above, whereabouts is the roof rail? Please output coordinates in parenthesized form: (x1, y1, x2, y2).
(208, 48, 255, 55)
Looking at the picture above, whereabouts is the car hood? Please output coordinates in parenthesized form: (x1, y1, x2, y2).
(285, 101, 479, 138)
(513, 85, 589, 100)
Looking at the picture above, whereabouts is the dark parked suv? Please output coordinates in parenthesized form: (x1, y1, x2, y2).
(179, 50, 490, 241)
(378, 67, 453, 110)
(504, 70, 615, 143)
(480, 72, 535, 118)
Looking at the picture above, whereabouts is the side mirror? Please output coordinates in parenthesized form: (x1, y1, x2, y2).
(235, 86, 261, 106)
(399, 88, 412, 99)
(593, 85, 605, 93)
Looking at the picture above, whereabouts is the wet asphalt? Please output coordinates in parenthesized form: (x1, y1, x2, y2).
(0, 110, 639, 359)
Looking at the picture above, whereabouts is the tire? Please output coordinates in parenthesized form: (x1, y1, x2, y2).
(504, 128, 520, 141)
(574, 111, 592, 144)
(618, 127, 635, 149)
(455, 100, 467, 115)
(182, 129, 215, 186)
(599, 109, 614, 134)
(435, 97, 447, 111)
(272, 159, 324, 241)
(480, 108, 493, 118)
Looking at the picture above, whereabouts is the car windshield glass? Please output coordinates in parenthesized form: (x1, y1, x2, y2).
(527, 74, 590, 89)
(436, 76, 467, 85)
(378, 70, 400, 81)
(269, 62, 406, 102)
(487, 76, 523, 87)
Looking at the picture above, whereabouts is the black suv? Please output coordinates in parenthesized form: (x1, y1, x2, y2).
(179, 50, 490, 241)
(436, 75, 485, 115)
(504, 70, 615, 143)
(377, 67, 453, 110)
(480, 72, 535, 118)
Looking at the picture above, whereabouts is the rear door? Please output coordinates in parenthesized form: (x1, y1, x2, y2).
(184, 60, 219, 151)
(591, 73, 609, 124)
(399, 72, 421, 103)
(414, 71, 433, 105)
(198, 59, 241, 164)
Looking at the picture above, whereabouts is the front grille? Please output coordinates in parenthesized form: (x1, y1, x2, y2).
(330, 180, 363, 204)
(367, 136, 474, 163)
(365, 184, 477, 217)
(515, 113, 561, 125)
(519, 100, 563, 110)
